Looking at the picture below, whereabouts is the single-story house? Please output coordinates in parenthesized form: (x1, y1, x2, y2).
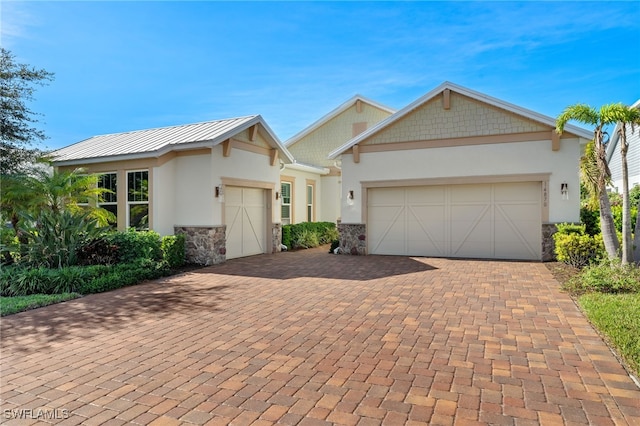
(606, 99, 640, 192)
(51, 115, 293, 265)
(280, 95, 395, 224)
(328, 82, 592, 261)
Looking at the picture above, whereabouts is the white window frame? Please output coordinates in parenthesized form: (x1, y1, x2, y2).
(281, 182, 292, 225)
(306, 183, 314, 222)
(127, 169, 149, 230)
(98, 172, 118, 225)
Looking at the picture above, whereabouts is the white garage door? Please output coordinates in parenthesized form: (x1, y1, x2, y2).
(368, 182, 541, 260)
(225, 187, 266, 259)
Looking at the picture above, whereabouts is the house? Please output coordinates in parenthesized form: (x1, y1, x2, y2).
(280, 95, 395, 224)
(51, 115, 294, 265)
(606, 99, 640, 192)
(328, 82, 592, 261)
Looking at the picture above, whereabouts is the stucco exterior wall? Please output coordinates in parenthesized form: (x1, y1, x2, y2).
(280, 168, 322, 224)
(339, 139, 581, 224)
(211, 145, 281, 223)
(288, 103, 392, 167)
(152, 159, 176, 236)
(171, 153, 215, 228)
(365, 93, 548, 145)
(320, 175, 341, 223)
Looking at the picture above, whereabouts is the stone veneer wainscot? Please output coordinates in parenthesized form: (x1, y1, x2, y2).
(175, 226, 226, 266)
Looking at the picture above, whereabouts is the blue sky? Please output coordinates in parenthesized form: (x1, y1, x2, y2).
(2, 1, 639, 151)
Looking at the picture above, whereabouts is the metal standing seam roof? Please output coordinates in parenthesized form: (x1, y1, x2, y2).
(51, 115, 293, 164)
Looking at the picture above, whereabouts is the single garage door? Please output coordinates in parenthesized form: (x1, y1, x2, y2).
(368, 182, 541, 260)
(225, 187, 266, 259)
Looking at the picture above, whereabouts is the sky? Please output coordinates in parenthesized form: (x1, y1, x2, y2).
(2, 1, 639, 152)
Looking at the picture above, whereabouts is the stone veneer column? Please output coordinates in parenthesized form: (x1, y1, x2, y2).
(271, 223, 282, 254)
(174, 226, 226, 266)
(542, 223, 559, 262)
(338, 223, 367, 255)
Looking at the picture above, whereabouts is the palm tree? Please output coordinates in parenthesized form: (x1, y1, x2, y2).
(556, 104, 624, 259)
(609, 105, 640, 263)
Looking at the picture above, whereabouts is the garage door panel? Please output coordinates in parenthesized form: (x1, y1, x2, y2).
(225, 187, 266, 259)
(368, 182, 541, 260)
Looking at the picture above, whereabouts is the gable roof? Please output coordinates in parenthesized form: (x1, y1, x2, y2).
(328, 82, 594, 159)
(51, 115, 294, 166)
(285, 95, 395, 147)
(606, 99, 640, 163)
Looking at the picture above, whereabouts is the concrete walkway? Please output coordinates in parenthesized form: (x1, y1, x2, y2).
(1, 247, 638, 425)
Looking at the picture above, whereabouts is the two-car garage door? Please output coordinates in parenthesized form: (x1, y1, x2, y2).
(367, 182, 541, 260)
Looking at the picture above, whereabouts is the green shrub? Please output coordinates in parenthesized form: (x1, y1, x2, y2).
(282, 222, 337, 250)
(294, 229, 320, 249)
(161, 234, 185, 268)
(76, 259, 169, 295)
(553, 223, 605, 268)
(579, 206, 600, 236)
(3, 265, 102, 296)
(104, 229, 162, 263)
(611, 204, 638, 234)
(20, 210, 107, 268)
(564, 260, 640, 295)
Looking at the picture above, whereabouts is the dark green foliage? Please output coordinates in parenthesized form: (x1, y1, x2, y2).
(611, 204, 638, 233)
(104, 229, 163, 263)
(281, 222, 338, 250)
(76, 237, 119, 265)
(564, 260, 640, 295)
(580, 206, 600, 236)
(19, 209, 108, 268)
(161, 234, 185, 268)
(1, 260, 169, 296)
(553, 223, 605, 268)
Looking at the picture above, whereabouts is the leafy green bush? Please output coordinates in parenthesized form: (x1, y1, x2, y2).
(104, 228, 163, 263)
(294, 229, 320, 249)
(611, 204, 638, 234)
(20, 210, 107, 268)
(161, 234, 185, 268)
(553, 223, 605, 268)
(282, 222, 337, 249)
(564, 260, 640, 295)
(579, 206, 600, 236)
(76, 259, 169, 295)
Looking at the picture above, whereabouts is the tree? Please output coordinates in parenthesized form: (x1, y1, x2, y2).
(609, 105, 640, 264)
(556, 104, 624, 259)
(0, 48, 54, 174)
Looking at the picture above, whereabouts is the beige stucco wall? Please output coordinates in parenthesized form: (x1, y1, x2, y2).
(171, 153, 214, 229)
(340, 139, 581, 224)
(320, 175, 341, 223)
(288, 103, 392, 167)
(152, 159, 176, 236)
(280, 168, 322, 224)
(365, 93, 547, 145)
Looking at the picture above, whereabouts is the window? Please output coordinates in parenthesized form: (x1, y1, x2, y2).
(98, 172, 117, 226)
(306, 184, 314, 222)
(127, 170, 149, 229)
(281, 182, 291, 225)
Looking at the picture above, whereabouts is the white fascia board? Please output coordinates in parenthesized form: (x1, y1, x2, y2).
(255, 115, 295, 163)
(329, 81, 594, 159)
(283, 161, 330, 175)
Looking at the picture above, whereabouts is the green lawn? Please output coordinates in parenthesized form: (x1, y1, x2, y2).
(0, 293, 81, 316)
(578, 292, 640, 376)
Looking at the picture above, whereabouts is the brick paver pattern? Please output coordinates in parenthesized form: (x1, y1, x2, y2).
(1, 247, 639, 425)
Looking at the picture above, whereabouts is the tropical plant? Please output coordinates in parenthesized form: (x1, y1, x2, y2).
(608, 105, 640, 263)
(556, 104, 628, 259)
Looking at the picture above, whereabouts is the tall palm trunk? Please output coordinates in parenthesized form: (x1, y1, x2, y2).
(619, 125, 632, 264)
(634, 197, 640, 263)
(594, 127, 620, 259)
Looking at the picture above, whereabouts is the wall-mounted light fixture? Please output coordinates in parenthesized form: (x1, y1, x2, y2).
(275, 191, 280, 200)
(561, 182, 568, 200)
(215, 184, 224, 202)
(347, 190, 355, 206)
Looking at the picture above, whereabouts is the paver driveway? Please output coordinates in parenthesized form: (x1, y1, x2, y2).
(1, 248, 639, 425)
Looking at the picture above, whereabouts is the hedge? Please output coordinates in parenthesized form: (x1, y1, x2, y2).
(281, 222, 339, 250)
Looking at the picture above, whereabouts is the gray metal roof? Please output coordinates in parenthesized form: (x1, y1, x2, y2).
(51, 115, 294, 165)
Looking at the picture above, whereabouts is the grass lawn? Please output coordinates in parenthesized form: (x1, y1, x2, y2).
(578, 292, 640, 376)
(547, 262, 640, 378)
(0, 293, 81, 316)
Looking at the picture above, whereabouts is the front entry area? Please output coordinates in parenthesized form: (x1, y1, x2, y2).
(224, 186, 267, 259)
(367, 181, 542, 260)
